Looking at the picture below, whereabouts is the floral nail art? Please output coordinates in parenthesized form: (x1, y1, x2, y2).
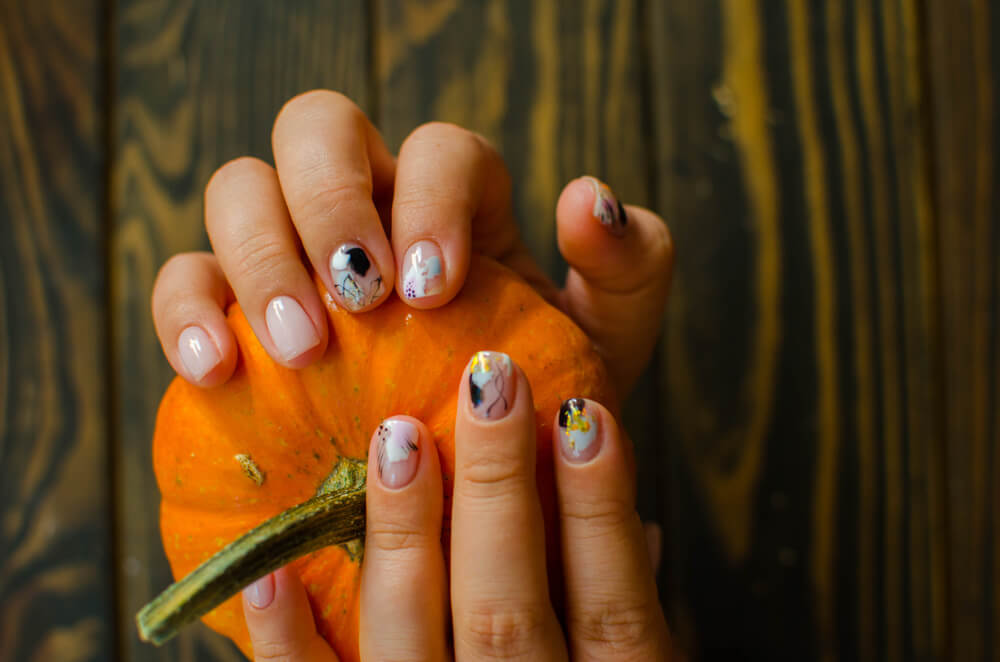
(558, 398, 600, 462)
(331, 244, 383, 310)
(402, 241, 444, 299)
(468, 351, 515, 420)
(584, 176, 627, 238)
(375, 419, 419, 488)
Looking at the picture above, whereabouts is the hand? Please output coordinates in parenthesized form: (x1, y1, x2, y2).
(151, 90, 673, 399)
(242, 352, 673, 661)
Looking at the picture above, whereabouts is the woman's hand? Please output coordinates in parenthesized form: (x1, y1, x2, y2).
(243, 352, 672, 661)
(151, 90, 672, 399)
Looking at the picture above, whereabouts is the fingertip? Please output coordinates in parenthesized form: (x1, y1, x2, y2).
(175, 322, 238, 387)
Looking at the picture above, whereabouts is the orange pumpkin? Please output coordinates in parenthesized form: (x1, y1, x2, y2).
(147, 255, 614, 661)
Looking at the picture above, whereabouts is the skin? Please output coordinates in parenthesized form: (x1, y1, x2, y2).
(152, 90, 676, 661)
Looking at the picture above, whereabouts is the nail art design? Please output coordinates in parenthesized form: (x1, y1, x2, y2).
(585, 176, 627, 237)
(375, 419, 420, 488)
(402, 242, 444, 299)
(468, 351, 514, 419)
(331, 244, 383, 310)
(558, 398, 599, 462)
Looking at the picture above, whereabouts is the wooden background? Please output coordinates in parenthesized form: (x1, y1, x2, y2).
(1, 0, 996, 660)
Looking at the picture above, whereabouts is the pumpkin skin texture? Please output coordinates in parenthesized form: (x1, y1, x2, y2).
(153, 255, 615, 661)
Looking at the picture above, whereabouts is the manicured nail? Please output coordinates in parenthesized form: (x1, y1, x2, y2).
(468, 351, 515, 420)
(245, 572, 275, 609)
(330, 243, 383, 311)
(177, 326, 221, 381)
(401, 240, 444, 299)
(374, 419, 420, 489)
(558, 398, 600, 462)
(265, 296, 320, 361)
(584, 176, 627, 238)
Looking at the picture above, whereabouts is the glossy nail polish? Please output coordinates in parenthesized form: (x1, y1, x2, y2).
(401, 240, 444, 299)
(468, 351, 515, 420)
(177, 326, 221, 380)
(265, 296, 320, 360)
(584, 176, 627, 238)
(558, 398, 600, 462)
(245, 572, 275, 609)
(375, 419, 420, 489)
(330, 243, 383, 310)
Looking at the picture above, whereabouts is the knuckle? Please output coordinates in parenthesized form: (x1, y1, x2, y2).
(562, 497, 636, 539)
(231, 230, 290, 282)
(460, 602, 549, 659)
(251, 636, 305, 662)
(295, 175, 372, 221)
(366, 521, 432, 555)
(457, 452, 533, 502)
(571, 597, 659, 652)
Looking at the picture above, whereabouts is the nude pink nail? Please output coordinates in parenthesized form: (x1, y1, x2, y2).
(265, 296, 320, 361)
(374, 420, 420, 489)
(177, 326, 220, 380)
(245, 572, 275, 609)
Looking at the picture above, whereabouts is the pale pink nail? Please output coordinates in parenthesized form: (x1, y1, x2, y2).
(468, 351, 515, 420)
(265, 296, 320, 361)
(245, 572, 275, 609)
(374, 419, 420, 489)
(177, 326, 221, 381)
(401, 240, 444, 300)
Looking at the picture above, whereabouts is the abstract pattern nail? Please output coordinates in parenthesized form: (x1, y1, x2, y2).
(558, 398, 600, 462)
(331, 243, 383, 310)
(468, 351, 514, 420)
(402, 241, 444, 299)
(375, 419, 420, 488)
(584, 176, 627, 238)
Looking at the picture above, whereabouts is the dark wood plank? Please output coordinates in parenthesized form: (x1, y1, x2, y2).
(376, 0, 665, 548)
(925, 0, 1000, 659)
(0, 1, 114, 660)
(112, 2, 371, 660)
(649, 1, 945, 659)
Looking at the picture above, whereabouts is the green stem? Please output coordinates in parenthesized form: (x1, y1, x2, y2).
(136, 458, 367, 646)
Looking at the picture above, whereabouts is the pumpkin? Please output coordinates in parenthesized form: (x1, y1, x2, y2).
(138, 255, 615, 662)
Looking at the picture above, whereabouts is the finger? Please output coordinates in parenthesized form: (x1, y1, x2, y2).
(360, 416, 448, 661)
(556, 176, 674, 395)
(451, 352, 567, 661)
(273, 90, 396, 312)
(392, 123, 529, 307)
(206, 157, 327, 367)
(152, 252, 237, 387)
(242, 567, 340, 662)
(554, 398, 672, 659)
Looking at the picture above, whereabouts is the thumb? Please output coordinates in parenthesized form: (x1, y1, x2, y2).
(242, 567, 340, 662)
(556, 176, 674, 395)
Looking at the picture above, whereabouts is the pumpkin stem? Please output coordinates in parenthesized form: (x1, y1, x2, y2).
(136, 457, 367, 646)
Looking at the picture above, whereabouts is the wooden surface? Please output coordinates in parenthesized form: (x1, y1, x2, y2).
(0, 1, 994, 660)
(0, 1, 114, 661)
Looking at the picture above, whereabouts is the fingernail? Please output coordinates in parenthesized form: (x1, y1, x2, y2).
(330, 243, 384, 311)
(245, 572, 275, 609)
(468, 351, 515, 420)
(265, 296, 320, 361)
(374, 419, 420, 489)
(557, 398, 601, 462)
(177, 326, 221, 381)
(401, 240, 444, 299)
(584, 176, 627, 238)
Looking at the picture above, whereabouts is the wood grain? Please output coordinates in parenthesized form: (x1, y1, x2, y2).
(112, 2, 371, 660)
(649, 1, 945, 659)
(0, 1, 113, 661)
(925, 0, 1000, 659)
